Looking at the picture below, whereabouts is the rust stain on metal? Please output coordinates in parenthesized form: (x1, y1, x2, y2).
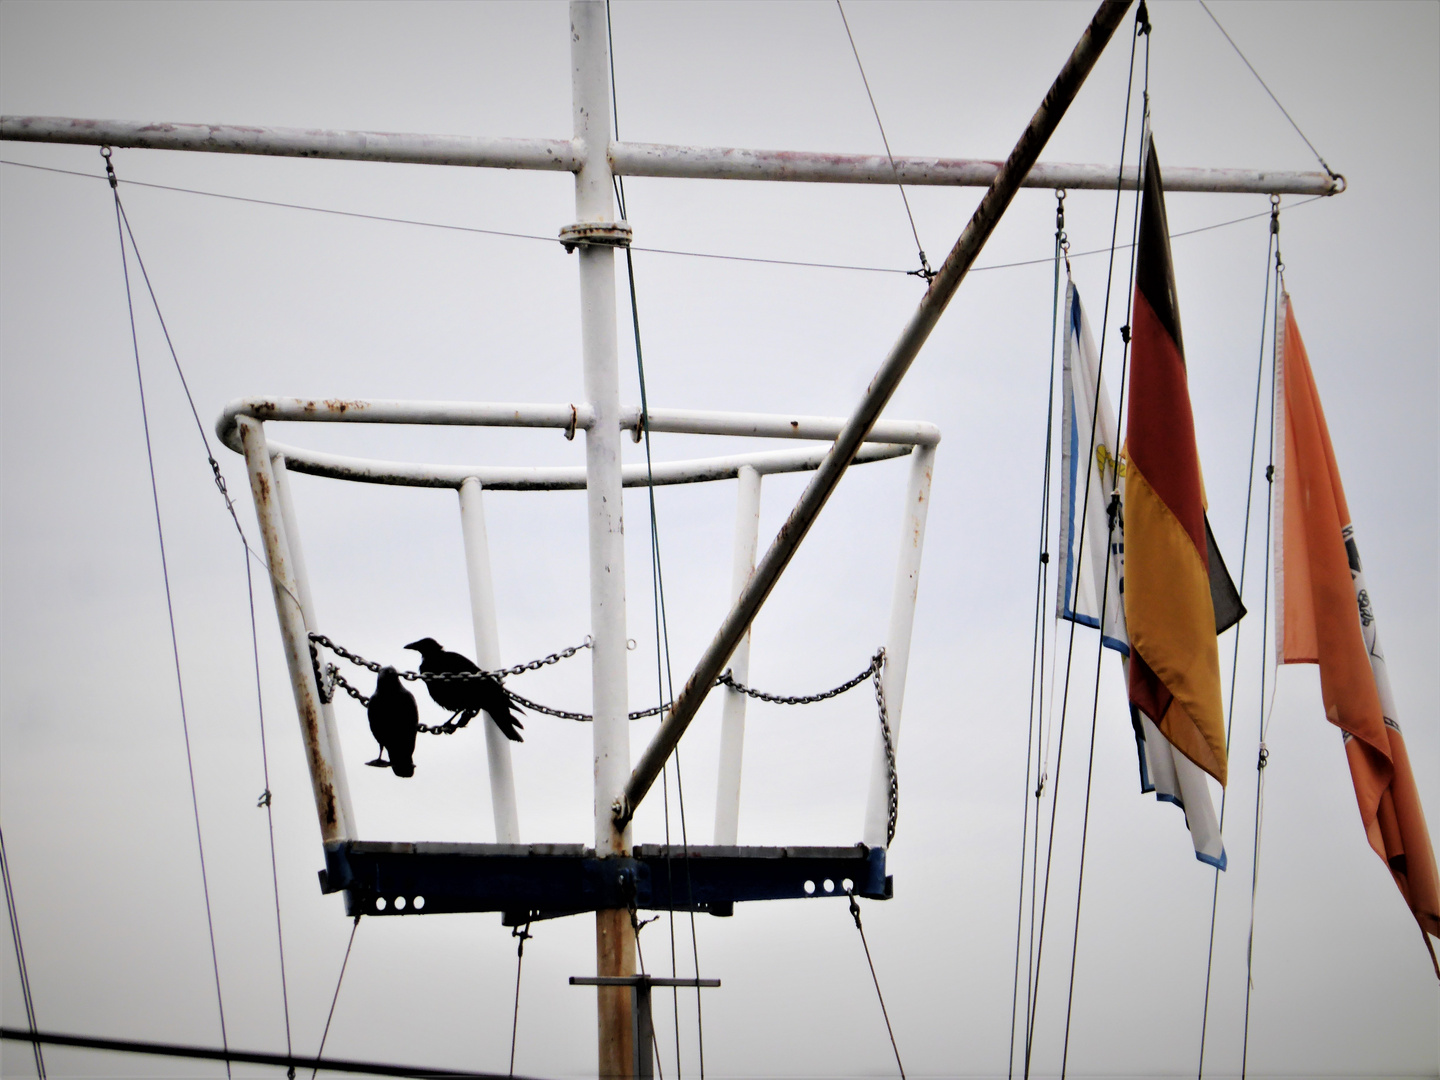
(320, 398, 368, 414)
(299, 692, 340, 829)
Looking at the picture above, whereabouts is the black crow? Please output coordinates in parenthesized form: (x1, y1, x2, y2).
(366, 666, 418, 778)
(404, 637, 525, 742)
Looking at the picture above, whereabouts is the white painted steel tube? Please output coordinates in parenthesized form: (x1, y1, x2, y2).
(621, 0, 1130, 826)
(620, 407, 939, 446)
(713, 465, 762, 845)
(571, 0, 630, 859)
(862, 444, 936, 849)
(608, 142, 1342, 195)
(236, 416, 351, 845)
(216, 399, 934, 459)
(260, 440, 909, 490)
(458, 478, 521, 844)
(216, 398, 593, 453)
(0, 115, 1341, 195)
(0, 116, 579, 171)
(270, 454, 357, 839)
(572, 5, 637, 1073)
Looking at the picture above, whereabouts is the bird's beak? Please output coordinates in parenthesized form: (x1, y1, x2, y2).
(404, 639, 423, 651)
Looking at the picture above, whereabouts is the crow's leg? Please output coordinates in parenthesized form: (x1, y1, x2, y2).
(366, 741, 390, 767)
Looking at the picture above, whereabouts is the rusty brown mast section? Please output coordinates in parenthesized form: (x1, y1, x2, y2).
(618, 0, 1136, 829)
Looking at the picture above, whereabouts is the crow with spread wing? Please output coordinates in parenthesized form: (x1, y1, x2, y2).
(404, 637, 525, 742)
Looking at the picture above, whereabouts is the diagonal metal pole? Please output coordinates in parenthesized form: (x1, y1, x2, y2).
(618, 0, 1135, 828)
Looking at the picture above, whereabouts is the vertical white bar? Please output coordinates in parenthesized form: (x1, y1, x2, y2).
(271, 453, 357, 838)
(572, 0, 630, 857)
(458, 477, 521, 844)
(572, 4, 636, 1074)
(863, 444, 937, 848)
(237, 416, 351, 846)
(714, 464, 762, 845)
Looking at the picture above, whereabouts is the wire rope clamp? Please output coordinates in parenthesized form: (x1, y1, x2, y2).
(559, 219, 633, 253)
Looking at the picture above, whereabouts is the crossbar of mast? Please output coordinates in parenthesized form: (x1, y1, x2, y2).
(0, 115, 1340, 195)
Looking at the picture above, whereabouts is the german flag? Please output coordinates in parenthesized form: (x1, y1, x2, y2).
(1123, 137, 1243, 787)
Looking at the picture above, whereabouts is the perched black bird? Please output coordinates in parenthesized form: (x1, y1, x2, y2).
(404, 637, 525, 742)
(366, 666, 418, 778)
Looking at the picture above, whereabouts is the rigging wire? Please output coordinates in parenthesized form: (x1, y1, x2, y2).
(848, 891, 906, 1078)
(606, 6, 705, 1074)
(1023, 8, 1145, 1074)
(1240, 247, 1285, 1080)
(508, 922, 532, 1077)
(1195, 196, 1279, 1079)
(834, 0, 933, 281)
(1196, 1, 1343, 184)
(0, 157, 1325, 279)
(312, 916, 361, 1080)
(103, 146, 298, 1073)
(1058, 22, 1151, 1077)
(1007, 190, 1068, 1080)
(627, 906, 668, 1080)
(1, 1027, 524, 1080)
(0, 825, 45, 1078)
(107, 147, 232, 1079)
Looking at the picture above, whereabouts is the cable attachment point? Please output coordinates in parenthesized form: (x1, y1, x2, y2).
(847, 888, 864, 931)
(512, 920, 533, 956)
(907, 252, 936, 284)
(1055, 189, 1066, 232)
(1135, 0, 1152, 36)
(1257, 742, 1269, 770)
(257, 789, 272, 808)
(1120, 324, 1132, 345)
(100, 146, 118, 190)
(1265, 464, 1275, 483)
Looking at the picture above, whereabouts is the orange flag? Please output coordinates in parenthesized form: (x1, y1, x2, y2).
(1274, 293, 1440, 974)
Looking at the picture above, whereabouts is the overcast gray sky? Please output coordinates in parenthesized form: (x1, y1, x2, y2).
(1, 2, 1436, 1077)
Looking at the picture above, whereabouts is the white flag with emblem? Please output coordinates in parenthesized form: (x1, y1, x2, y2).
(1056, 277, 1226, 870)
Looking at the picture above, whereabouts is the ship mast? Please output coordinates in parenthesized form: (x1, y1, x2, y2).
(0, 3, 1347, 1074)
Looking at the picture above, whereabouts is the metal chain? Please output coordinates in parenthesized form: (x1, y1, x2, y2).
(716, 652, 880, 705)
(869, 650, 899, 847)
(503, 689, 673, 724)
(722, 649, 897, 844)
(313, 630, 898, 829)
(307, 632, 592, 684)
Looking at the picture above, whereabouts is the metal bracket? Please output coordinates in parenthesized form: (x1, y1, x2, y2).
(319, 840, 891, 921)
(559, 219, 633, 253)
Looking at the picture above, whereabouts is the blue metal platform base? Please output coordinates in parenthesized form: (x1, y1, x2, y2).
(319, 842, 891, 924)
